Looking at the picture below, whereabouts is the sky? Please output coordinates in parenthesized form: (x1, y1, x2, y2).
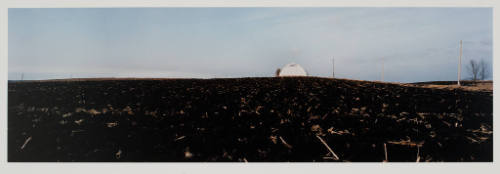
(8, 8, 492, 82)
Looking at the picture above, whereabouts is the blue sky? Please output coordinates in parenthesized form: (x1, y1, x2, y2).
(8, 8, 492, 82)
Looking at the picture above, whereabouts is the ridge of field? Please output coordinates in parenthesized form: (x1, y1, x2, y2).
(8, 77, 493, 162)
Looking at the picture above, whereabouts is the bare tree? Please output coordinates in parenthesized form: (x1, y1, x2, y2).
(467, 59, 490, 81)
(479, 59, 490, 80)
(467, 60, 480, 81)
(275, 68, 281, 77)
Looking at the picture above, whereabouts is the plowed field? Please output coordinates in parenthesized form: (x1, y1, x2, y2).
(8, 77, 493, 162)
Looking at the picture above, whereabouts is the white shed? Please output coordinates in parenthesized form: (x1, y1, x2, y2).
(278, 63, 308, 77)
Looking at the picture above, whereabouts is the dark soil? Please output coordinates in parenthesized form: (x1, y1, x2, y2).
(8, 77, 493, 162)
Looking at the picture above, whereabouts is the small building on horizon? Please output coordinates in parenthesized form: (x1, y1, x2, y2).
(277, 63, 308, 77)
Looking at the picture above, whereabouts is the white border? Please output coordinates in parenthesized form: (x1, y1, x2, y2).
(0, 0, 498, 174)
(0, 0, 497, 7)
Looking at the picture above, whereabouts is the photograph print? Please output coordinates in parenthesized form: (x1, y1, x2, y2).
(8, 7, 493, 162)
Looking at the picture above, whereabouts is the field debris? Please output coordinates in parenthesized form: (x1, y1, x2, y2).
(74, 119, 84, 125)
(58, 120, 68, 125)
(71, 129, 86, 133)
(279, 136, 293, 149)
(416, 146, 421, 162)
(184, 147, 193, 159)
(269, 135, 278, 144)
(123, 106, 134, 115)
(87, 109, 101, 115)
(174, 135, 186, 142)
(316, 135, 339, 161)
(383, 143, 388, 162)
(115, 149, 122, 159)
(62, 113, 72, 118)
(387, 139, 424, 147)
(327, 127, 351, 135)
(8, 77, 492, 162)
(106, 122, 118, 128)
(20, 136, 32, 150)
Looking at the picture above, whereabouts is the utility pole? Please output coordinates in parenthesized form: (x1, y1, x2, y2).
(332, 56, 335, 78)
(458, 40, 462, 86)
